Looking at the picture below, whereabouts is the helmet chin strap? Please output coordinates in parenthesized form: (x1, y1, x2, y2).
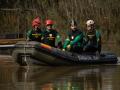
(34, 26, 40, 31)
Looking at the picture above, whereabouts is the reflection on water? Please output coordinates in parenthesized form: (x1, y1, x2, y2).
(0, 65, 120, 90)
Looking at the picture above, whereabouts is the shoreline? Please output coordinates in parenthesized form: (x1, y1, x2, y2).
(0, 38, 25, 45)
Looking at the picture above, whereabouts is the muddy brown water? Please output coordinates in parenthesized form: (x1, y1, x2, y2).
(0, 55, 120, 90)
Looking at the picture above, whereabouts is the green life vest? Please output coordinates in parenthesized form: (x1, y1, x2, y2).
(27, 28, 42, 42)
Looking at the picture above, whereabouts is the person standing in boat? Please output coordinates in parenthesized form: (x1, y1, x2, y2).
(63, 20, 84, 53)
(42, 19, 62, 48)
(27, 17, 43, 42)
(83, 19, 101, 53)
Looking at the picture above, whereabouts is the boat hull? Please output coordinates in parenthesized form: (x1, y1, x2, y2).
(12, 41, 118, 66)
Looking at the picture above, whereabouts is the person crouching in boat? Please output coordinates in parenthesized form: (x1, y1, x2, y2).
(63, 20, 84, 53)
(27, 17, 43, 42)
(42, 19, 62, 48)
(83, 19, 101, 54)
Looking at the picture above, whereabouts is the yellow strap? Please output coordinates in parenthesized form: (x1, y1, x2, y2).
(32, 34, 41, 36)
(47, 37, 55, 39)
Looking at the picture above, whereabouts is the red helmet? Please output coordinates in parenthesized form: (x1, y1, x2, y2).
(32, 17, 41, 27)
(45, 19, 54, 26)
(32, 22, 40, 27)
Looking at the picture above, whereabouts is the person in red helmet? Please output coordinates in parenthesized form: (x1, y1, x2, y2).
(42, 19, 62, 48)
(27, 17, 43, 42)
